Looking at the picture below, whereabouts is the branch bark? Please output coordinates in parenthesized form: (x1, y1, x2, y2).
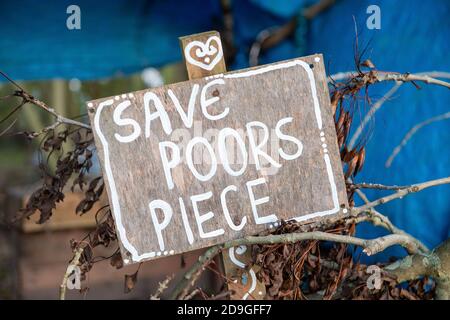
(385, 238, 450, 300)
(225, 232, 419, 256)
(352, 188, 429, 253)
(374, 72, 450, 89)
(16, 90, 91, 130)
(352, 177, 450, 215)
(351, 182, 410, 191)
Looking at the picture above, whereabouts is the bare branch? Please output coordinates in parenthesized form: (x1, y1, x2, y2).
(353, 177, 450, 215)
(352, 187, 429, 253)
(0, 70, 25, 91)
(351, 182, 410, 191)
(328, 70, 450, 84)
(386, 111, 450, 168)
(149, 274, 174, 300)
(0, 118, 17, 137)
(375, 71, 450, 89)
(225, 231, 419, 256)
(207, 290, 233, 300)
(184, 288, 202, 300)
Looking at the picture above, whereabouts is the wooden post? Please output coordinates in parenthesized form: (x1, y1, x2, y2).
(179, 31, 266, 300)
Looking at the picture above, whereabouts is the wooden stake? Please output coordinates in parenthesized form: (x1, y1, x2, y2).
(179, 30, 265, 300)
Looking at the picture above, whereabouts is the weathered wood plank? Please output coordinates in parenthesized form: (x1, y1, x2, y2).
(87, 53, 348, 267)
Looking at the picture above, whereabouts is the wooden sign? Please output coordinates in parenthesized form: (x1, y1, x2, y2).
(87, 47, 348, 266)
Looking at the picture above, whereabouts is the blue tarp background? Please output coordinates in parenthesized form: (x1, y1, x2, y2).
(1, 0, 449, 263)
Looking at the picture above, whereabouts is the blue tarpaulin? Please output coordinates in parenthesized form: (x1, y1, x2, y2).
(1, 0, 449, 262)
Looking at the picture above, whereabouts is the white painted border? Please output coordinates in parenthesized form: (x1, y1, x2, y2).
(93, 58, 340, 263)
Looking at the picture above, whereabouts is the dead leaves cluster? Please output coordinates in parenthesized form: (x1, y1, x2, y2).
(17, 128, 103, 223)
(252, 221, 356, 300)
(251, 221, 434, 300)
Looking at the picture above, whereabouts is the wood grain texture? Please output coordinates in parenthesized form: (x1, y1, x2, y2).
(87, 54, 348, 266)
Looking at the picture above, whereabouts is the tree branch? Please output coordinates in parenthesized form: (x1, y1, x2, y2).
(328, 70, 450, 86)
(352, 188, 429, 253)
(351, 182, 410, 191)
(225, 232, 419, 256)
(352, 177, 450, 215)
(374, 72, 450, 89)
(385, 238, 450, 300)
(385, 111, 450, 168)
(15, 90, 91, 130)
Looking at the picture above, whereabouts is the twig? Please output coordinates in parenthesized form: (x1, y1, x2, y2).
(328, 70, 450, 84)
(0, 70, 25, 91)
(385, 111, 450, 167)
(0, 118, 17, 137)
(374, 71, 450, 89)
(348, 83, 401, 149)
(385, 238, 450, 300)
(0, 70, 90, 130)
(352, 211, 429, 253)
(0, 100, 26, 126)
(351, 182, 410, 190)
(352, 188, 429, 253)
(169, 245, 222, 300)
(184, 288, 201, 300)
(353, 176, 450, 215)
(16, 91, 91, 130)
(0, 71, 90, 130)
(225, 232, 418, 256)
(60, 246, 84, 300)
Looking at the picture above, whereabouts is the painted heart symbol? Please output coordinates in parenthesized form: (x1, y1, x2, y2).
(184, 36, 223, 71)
